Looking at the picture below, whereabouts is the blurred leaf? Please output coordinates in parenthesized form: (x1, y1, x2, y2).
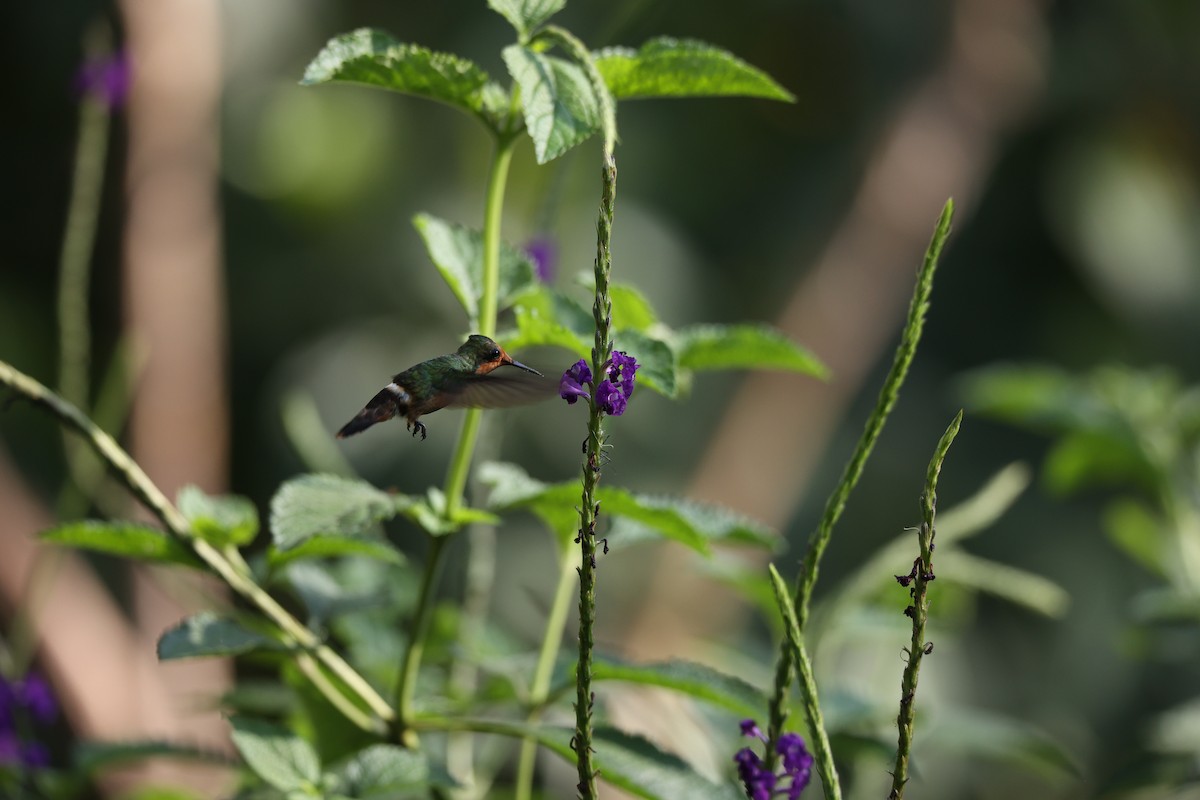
(1130, 587, 1200, 623)
(75, 740, 232, 774)
(934, 551, 1071, 618)
(617, 329, 677, 398)
(271, 474, 401, 550)
(674, 324, 827, 377)
(286, 562, 394, 624)
(959, 364, 1093, 430)
(487, 0, 564, 40)
(610, 283, 659, 332)
(480, 462, 774, 553)
(413, 213, 538, 325)
(178, 485, 259, 547)
(1149, 695, 1200, 754)
(220, 680, 298, 718)
(504, 285, 592, 355)
(329, 744, 456, 796)
(229, 716, 322, 794)
(268, 536, 406, 569)
(591, 657, 766, 718)
(1043, 429, 1153, 495)
(595, 38, 794, 101)
(503, 46, 600, 163)
(157, 612, 284, 661)
(1103, 498, 1169, 577)
(40, 520, 201, 568)
(931, 708, 1081, 779)
(301, 29, 505, 128)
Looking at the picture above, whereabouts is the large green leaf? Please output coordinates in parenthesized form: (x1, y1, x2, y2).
(328, 744, 456, 796)
(591, 657, 766, 719)
(674, 324, 827, 378)
(177, 485, 259, 547)
(229, 716, 322, 794)
(487, 0, 564, 41)
(268, 536, 406, 570)
(480, 462, 774, 553)
(40, 520, 200, 568)
(610, 283, 659, 332)
(270, 474, 402, 550)
(157, 612, 284, 661)
(412, 213, 538, 325)
(617, 329, 677, 398)
(302, 29, 506, 128)
(504, 286, 592, 356)
(503, 45, 601, 163)
(595, 37, 794, 101)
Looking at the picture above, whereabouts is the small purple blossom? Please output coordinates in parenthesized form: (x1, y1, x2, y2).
(524, 237, 558, 283)
(595, 379, 627, 416)
(76, 50, 131, 110)
(559, 360, 592, 404)
(0, 673, 57, 769)
(734, 720, 811, 799)
(607, 350, 638, 398)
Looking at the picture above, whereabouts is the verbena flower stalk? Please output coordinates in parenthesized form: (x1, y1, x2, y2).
(763, 201, 954, 794)
(890, 410, 962, 799)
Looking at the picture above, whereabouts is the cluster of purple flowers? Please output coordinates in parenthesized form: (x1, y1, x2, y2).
(0, 673, 57, 769)
(559, 351, 639, 416)
(735, 720, 813, 800)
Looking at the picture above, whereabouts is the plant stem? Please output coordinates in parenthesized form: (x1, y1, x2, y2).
(0, 359, 393, 731)
(764, 200, 954, 769)
(890, 411, 962, 799)
(514, 546, 579, 800)
(397, 133, 518, 748)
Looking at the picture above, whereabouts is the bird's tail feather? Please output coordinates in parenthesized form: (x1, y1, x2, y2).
(336, 388, 399, 438)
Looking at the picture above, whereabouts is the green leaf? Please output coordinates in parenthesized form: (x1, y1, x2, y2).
(617, 330, 677, 398)
(413, 213, 538, 325)
(178, 485, 260, 547)
(480, 461, 774, 553)
(268, 536, 406, 569)
(595, 37, 794, 101)
(229, 716, 322, 793)
(329, 744, 456, 796)
(487, 0, 565, 41)
(1103, 498, 1169, 577)
(503, 45, 601, 163)
(40, 520, 201, 568)
(934, 551, 1070, 618)
(610, 283, 659, 332)
(302, 29, 505, 128)
(1043, 429, 1152, 495)
(591, 657, 766, 719)
(504, 285, 592, 356)
(75, 740, 232, 774)
(270, 474, 400, 551)
(930, 707, 1081, 779)
(157, 612, 284, 661)
(674, 324, 827, 378)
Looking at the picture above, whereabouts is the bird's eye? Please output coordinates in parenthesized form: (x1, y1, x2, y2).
(489, 350, 501, 360)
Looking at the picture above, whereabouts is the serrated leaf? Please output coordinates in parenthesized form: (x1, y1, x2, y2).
(480, 461, 774, 553)
(178, 485, 259, 547)
(157, 612, 285, 661)
(610, 283, 659, 332)
(74, 740, 233, 774)
(503, 46, 600, 163)
(413, 213, 538, 325)
(617, 329, 677, 398)
(592, 657, 766, 718)
(229, 716, 322, 793)
(302, 29, 505, 128)
(270, 474, 401, 551)
(329, 744, 456, 796)
(675, 324, 827, 378)
(487, 0, 565, 40)
(267, 536, 406, 569)
(595, 37, 794, 101)
(40, 520, 201, 568)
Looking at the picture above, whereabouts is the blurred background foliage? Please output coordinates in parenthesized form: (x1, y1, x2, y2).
(3, 0, 1200, 798)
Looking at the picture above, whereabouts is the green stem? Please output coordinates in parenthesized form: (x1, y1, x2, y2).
(515, 546, 579, 800)
(764, 200, 954, 769)
(890, 411, 962, 799)
(0, 360, 393, 732)
(395, 534, 449, 746)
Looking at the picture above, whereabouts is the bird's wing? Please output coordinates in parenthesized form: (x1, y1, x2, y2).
(444, 371, 556, 409)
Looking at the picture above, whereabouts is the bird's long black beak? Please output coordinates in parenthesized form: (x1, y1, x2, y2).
(507, 357, 542, 376)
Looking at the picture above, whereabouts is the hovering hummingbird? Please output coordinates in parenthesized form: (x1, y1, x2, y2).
(336, 334, 549, 440)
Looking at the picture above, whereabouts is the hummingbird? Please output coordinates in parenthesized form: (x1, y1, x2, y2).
(336, 334, 549, 441)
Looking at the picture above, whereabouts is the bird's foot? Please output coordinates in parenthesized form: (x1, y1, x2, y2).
(408, 420, 427, 440)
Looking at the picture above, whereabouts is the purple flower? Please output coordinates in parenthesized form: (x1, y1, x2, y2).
(740, 719, 766, 741)
(607, 351, 638, 398)
(777, 733, 813, 798)
(525, 237, 557, 283)
(734, 720, 812, 799)
(15, 675, 57, 724)
(559, 360, 592, 404)
(76, 50, 131, 109)
(0, 673, 57, 769)
(735, 747, 776, 800)
(595, 379, 627, 416)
